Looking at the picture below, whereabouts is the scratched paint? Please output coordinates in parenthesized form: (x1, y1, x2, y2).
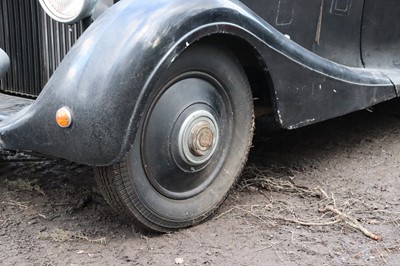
(330, 0, 353, 16)
(276, 0, 296, 25)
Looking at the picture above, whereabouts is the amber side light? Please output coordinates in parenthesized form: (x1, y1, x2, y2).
(56, 107, 73, 128)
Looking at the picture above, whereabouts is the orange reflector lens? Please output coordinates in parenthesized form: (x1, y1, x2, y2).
(56, 107, 72, 128)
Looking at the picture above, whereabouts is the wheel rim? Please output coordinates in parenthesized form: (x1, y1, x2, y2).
(141, 73, 232, 200)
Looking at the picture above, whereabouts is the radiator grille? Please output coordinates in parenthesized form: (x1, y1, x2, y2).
(0, 0, 84, 97)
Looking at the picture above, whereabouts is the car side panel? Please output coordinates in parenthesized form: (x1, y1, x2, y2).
(362, 0, 400, 69)
(242, 0, 364, 67)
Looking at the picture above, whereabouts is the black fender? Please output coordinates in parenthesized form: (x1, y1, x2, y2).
(0, 0, 397, 165)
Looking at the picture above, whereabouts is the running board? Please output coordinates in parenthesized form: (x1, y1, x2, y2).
(0, 93, 33, 122)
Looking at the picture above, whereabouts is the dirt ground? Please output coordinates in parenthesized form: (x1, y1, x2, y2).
(1, 98, 400, 266)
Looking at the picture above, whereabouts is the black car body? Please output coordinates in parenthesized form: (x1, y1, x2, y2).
(0, 0, 397, 232)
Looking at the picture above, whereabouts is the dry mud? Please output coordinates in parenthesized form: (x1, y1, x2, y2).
(1, 98, 400, 265)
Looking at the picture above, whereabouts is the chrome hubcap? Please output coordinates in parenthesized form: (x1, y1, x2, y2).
(179, 110, 219, 165)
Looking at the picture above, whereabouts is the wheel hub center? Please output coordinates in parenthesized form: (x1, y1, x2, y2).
(178, 110, 219, 166)
(189, 121, 214, 156)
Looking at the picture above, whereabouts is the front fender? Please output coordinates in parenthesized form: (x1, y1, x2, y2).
(0, 0, 267, 165)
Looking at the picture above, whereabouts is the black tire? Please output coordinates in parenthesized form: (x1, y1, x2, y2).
(94, 43, 254, 232)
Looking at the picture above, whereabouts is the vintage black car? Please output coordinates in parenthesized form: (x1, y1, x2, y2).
(0, 0, 397, 232)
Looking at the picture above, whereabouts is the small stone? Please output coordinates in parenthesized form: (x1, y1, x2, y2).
(175, 258, 184, 264)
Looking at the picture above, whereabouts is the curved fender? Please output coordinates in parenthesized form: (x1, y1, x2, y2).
(0, 0, 396, 165)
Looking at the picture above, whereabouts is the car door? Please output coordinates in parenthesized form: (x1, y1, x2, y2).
(242, 0, 364, 67)
(361, 0, 400, 69)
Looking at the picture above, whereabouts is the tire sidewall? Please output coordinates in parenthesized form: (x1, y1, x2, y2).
(124, 44, 254, 229)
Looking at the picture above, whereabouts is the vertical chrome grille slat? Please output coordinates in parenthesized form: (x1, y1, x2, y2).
(0, 0, 83, 98)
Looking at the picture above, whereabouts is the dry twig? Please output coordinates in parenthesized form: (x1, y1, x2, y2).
(321, 205, 382, 241)
(38, 229, 107, 245)
(376, 248, 390, 266)
(237, 167, 384, 241)
(5, 178, 45, 196)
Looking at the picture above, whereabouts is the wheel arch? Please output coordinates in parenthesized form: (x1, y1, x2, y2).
(191, 34, 276, 120)
(94, 41, 255, 232)
(120, 33, 280, 169)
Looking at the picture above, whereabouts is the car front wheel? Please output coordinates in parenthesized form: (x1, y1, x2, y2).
(94, 43, 254, 232)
